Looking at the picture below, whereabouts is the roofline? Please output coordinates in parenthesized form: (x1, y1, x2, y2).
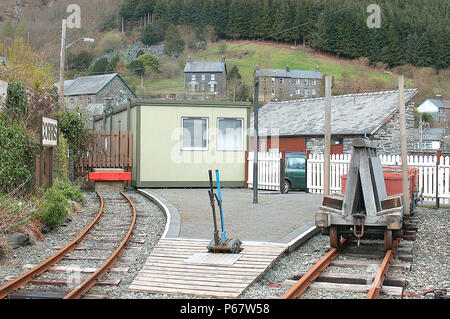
(93, 99, 252, 122)
(369, 88, 419, 135)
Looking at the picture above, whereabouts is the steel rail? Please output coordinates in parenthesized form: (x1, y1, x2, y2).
(366, 239, 399, 299)
(63, 191, 136, 299)
(0, 192, 105, 299)
(281, 238, 347, 299)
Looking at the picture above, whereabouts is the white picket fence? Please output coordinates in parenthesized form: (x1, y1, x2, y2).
(247, 152, 282, 191)
(307, 153, 450, 204)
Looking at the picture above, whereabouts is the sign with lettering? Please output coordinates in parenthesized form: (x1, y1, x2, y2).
(41, 116, 59, 147)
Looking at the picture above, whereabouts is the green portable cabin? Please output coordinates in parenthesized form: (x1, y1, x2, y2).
(94, 99, 251, 188)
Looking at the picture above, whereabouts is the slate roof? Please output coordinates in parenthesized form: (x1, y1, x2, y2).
(428, 98, 450, 109)
(60, 73, 136, 97)
(251, 89, 418, 136)
(184, 60, 226, 73)
(414, 128, 445, 141)
(255, 68, 322, 79)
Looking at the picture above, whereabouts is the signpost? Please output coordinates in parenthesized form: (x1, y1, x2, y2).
(37, 116, 59, 191)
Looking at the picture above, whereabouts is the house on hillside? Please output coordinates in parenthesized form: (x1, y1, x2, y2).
(250, 89, 418, 155)
(255, 66, 322, 101)
(59, 73, 137, 116)
(184, 57, 227, 99)
(417, 95, 450, 126)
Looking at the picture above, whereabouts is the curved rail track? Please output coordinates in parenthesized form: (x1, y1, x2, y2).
(0, 192, 136, 299)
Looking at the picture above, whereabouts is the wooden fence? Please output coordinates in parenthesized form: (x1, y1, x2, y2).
(74, 131, 133, 187)
(307, 153, 450, 204)
(246, 152, 282, 191)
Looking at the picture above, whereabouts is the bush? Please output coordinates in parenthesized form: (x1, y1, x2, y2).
(38, 186, 70, 229)
(37, 178, 83, 229)
(0, 113, 36, 193)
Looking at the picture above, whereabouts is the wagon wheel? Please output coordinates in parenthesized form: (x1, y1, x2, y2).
(330, 226, 341, 249)
(384, 229, 393, 250)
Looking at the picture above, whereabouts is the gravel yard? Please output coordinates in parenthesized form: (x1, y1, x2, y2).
(0, 191, 448, 300)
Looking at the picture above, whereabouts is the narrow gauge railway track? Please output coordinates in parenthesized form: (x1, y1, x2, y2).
(0, 192, 136, 299)
(281, 220, 418, 299)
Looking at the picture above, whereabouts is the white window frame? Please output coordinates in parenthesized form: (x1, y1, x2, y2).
(191, 74, 196, 81)
(211, 74, 215, 81)
(201, 74, 206, 81)
(216, 117, 244, 151)
(295, 79, 300, 85)
(271, 77, 275, 83)
(181, 117, 209, 151)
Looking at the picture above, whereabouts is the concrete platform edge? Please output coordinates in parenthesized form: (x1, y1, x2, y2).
(137, 188, 181, 239)
(280, 222, 319, 252)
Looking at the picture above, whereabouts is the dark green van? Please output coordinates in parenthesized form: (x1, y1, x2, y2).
(284, 152, 307, 193)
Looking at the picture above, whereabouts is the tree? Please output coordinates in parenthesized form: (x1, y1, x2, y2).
(227, 65, 242, 101)
(66, 51, 94, 71)
(164, 24, 185, 58)
(126, 59, 145, 76)
(137, 53, 159, 74)
(90, 57, 113, 75)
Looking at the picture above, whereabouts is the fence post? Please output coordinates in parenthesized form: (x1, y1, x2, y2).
(436, 150, 441, 207)
(280, 150, 286, 194)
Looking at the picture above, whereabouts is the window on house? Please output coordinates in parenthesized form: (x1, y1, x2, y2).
(87, 97, 92, 105)
(217, 118, 244, 151)
(304, 79, 308, 85)
(210, 84, 215, 92)
(202, 74, 206, 81)
(296, 88, 301, 95)
(312, 89, 317, 96)
(191, 74, 196, 81)
(271, 87, 275, 95)
(181, 117, 208, 150)
(271, 77, 275, 83)
(211, 74, 215, 81)
(279, 78, 284, 84)
(295, 79, 300, 85)
(263, 77, 267, 83)
(312, 79, 316, 85)
(117, 120, 122, 131)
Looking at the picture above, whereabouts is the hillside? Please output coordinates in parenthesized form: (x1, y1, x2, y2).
(141, 40, 404, 97)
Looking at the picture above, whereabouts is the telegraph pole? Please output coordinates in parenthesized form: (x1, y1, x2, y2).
(58, 19, 67, 110)
(253, 68, 259, 204)
(324, 75, 332, 196)
(398, 75, 410, 216)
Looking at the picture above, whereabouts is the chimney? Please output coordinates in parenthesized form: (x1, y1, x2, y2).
(286, 65, 290, 72)
(436, 94, 443, 101)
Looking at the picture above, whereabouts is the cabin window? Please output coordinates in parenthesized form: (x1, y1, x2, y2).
(181, 117, 208, 150)
(217, 118, 243, 151)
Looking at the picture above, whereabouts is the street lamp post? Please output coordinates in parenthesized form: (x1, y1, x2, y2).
(58, 18, 94, 110)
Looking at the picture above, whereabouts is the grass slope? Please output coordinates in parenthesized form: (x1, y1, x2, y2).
(144, 40, 408, 96)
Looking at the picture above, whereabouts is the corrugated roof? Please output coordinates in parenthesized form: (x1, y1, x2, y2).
(63, 73, 119, 96)
(184, 60, 226, 73)
(251, 89, 418, 136)
(255, 68, 322, 79)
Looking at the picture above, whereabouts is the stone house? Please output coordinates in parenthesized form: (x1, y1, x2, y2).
(250, 89, 419, 155)
(184, 57, 227, 99)
(255, 66, 322, 101)
(61, 73, 137, 115)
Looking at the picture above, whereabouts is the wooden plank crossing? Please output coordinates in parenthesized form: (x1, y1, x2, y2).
(129, 238, 288, 298)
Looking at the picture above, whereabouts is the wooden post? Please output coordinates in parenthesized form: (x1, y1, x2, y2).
(253, 69, 259, 204)
(46, 148, 54, 188)
(398, 76, 410, 215)
(324, 75, 332, 196)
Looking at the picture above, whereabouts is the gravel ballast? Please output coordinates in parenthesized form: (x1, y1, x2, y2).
(0, 192, 448, 300)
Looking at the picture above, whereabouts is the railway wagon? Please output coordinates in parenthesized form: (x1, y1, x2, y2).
(315, 139, 419, 251)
